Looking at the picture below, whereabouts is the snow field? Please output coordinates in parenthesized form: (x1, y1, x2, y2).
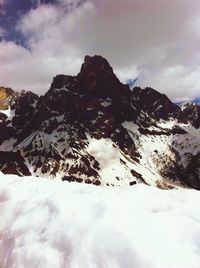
(0, 174, 200, 268)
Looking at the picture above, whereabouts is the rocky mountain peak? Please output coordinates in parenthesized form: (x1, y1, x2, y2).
(77, 55, 131, 100)
(131, 86, 181, 119)
(81, 55, 114, 73)
(181, 101, 200, 128)
(0, 55, 200, 189)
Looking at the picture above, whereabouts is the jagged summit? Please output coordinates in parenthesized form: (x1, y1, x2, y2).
(131, 86, 181, 119)
(80, 55, 114, 74)
(0, 55, 200, 189)
(181, 102, 200, 128)
(50, 55, 131, 101)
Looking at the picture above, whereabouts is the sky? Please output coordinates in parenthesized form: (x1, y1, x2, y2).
(0, 0, 200, 102)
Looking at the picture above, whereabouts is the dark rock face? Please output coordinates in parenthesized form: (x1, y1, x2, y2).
(0, 55, 199, 189)
(0, 151, 31, 176)
(181, 103, 200, 128)
(184, 153, 200, 189)
(78, 55, 131, 100)
(131, 87, 181, 120)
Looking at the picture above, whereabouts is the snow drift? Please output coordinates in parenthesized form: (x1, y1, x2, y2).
(0, 173, 200, 268)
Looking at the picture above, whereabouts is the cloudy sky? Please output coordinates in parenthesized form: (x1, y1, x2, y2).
(0, 0, 200, 102)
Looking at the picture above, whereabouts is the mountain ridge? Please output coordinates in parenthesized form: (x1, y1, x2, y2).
(0, 55, 200, 189)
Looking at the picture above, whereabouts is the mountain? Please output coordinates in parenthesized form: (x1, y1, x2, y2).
(0, 55, 200, 189)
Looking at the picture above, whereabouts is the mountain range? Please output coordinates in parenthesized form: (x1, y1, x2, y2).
(0, 55, 200, 189)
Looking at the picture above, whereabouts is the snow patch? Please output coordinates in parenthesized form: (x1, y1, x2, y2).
(87, 138, 133, 185)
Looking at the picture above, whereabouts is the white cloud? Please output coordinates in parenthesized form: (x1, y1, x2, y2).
(139, 65, 200, 102)
(0, 41, 82, 92)
(1, 0, 200, 101)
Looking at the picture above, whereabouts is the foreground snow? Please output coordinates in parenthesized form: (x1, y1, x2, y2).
(0, 174, 200, 268)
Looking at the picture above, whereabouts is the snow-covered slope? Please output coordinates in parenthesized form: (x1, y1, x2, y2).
(0, 55, 200, 189)
(1, 173, 200, 268)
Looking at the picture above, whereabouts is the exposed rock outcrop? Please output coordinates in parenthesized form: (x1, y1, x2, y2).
(0, 55, 199, 189)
